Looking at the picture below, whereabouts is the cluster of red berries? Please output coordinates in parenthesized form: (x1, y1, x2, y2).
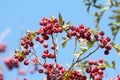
(4, 58, 19, 70)
(38, 17, 63, 35)
(68, 24, 92, 41)
(0, 43, 6, 52)
(42, 49, 56, 59)
(13, 50, 30, 66)
(86, 58, 105, 80)
(12, 16, 114, 80)
(38, 63, 66, 80)
(94, 31, 112, 55)
(68, 70, 86, 80)
(38, 63, 87, 80)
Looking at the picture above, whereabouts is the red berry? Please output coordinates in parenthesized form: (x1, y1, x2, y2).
(99, 31, 105, 36)
(106, 37, 111, 42)
(104, 50, 109, 55)
(35, 37, 40, 41)
(105, 44, 112, 50)
(29, 42, 34, 47)
(43, 43, 48, 48)
(94, 34, 99, 39)
(39, 38, 44, 43)
(98, 58, 104, 63)
(18, 56, 24, 62)
(51, 45, 55, 50)
(21, 41, 25, 46)
(24, 60, 29, 65)
(38, 68, 43, 73)
(42, 53, 47, 59)
(88, 60, 93, 65)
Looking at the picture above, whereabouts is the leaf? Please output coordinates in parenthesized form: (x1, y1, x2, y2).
(27, 31, 37, 41)
(59, 13, 64, 27)
(76, 61, 90, 68)
(92, 11, 105, 27)
(66, 63, 71, 67)
(63, 68, 73, 80)
(85, 2, 92, 12)
(74, 51, 84, 58)
(61, 38, 71, 48)
(112, 61, 115, 69)
(104, 60, 111, 68)
(111, 25, 120, 36)
(111, 42, 120, 53)
(20, 51, 26, 58)
(62, 37, 67, 40)
(87, 39, 95, 49)
(93, 4, 104, 9)
(66, 21, 71, 26)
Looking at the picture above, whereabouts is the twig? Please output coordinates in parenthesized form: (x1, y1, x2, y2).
(58, 45, 100, 79)
(51, 33, 58, 80)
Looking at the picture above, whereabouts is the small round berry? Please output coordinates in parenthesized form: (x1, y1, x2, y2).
(94, 34, 99, 40)
(43, 43, 48, 48)
(39, 38, 44, 43)
(104, 50, 109, 55)
(38, 68, 43, 73)
(105, 44, 112, 50)
(21, 41, 26, 46)
(42, 53, 47, 59)
(99, 31, 105, 36)
(106, 37, 111, 42)
(29, 42, 34, 47)
(98, 58, 104, 63)
(24, 60, 29, 65)
(88, 60, 93, 65)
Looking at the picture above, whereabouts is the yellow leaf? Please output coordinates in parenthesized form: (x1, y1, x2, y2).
(63, 68, 73, 80)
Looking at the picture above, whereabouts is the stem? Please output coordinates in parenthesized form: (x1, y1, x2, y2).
(31, 47, 42, 65)
(59, 45, 99, 79)
(51, 33, 58, 80)
(72, 38, 77, 64)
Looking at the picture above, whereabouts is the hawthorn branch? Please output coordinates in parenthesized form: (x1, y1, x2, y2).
(51, 33, 58, 80)
(59, 45, 100, 79)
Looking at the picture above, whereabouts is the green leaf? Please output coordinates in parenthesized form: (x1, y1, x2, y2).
(112, 61, 115, 69)
(85, 2, 92, 12)
(76, 61, 90, 68)
(64, 21, 71, 31)
(111, 25, 120, 36)
(59, 13, 64, 27)
(93, 4, 104, 9)
(104, 60, 111, 68)
(61, 38, 71, 48)
(111, 42, 120, 53)
(66, 63, 71, 67)
(62, 37, 67, 40)
(63, 68, 73, 80)
(66, 21, 71, 26)
(74, 51, 84, 58)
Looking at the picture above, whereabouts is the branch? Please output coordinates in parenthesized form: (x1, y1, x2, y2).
(51, 33, 58, 80)
(60, 45, 100, 79)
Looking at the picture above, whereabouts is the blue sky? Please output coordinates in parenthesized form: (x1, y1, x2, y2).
(0, 0, 120, 80)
